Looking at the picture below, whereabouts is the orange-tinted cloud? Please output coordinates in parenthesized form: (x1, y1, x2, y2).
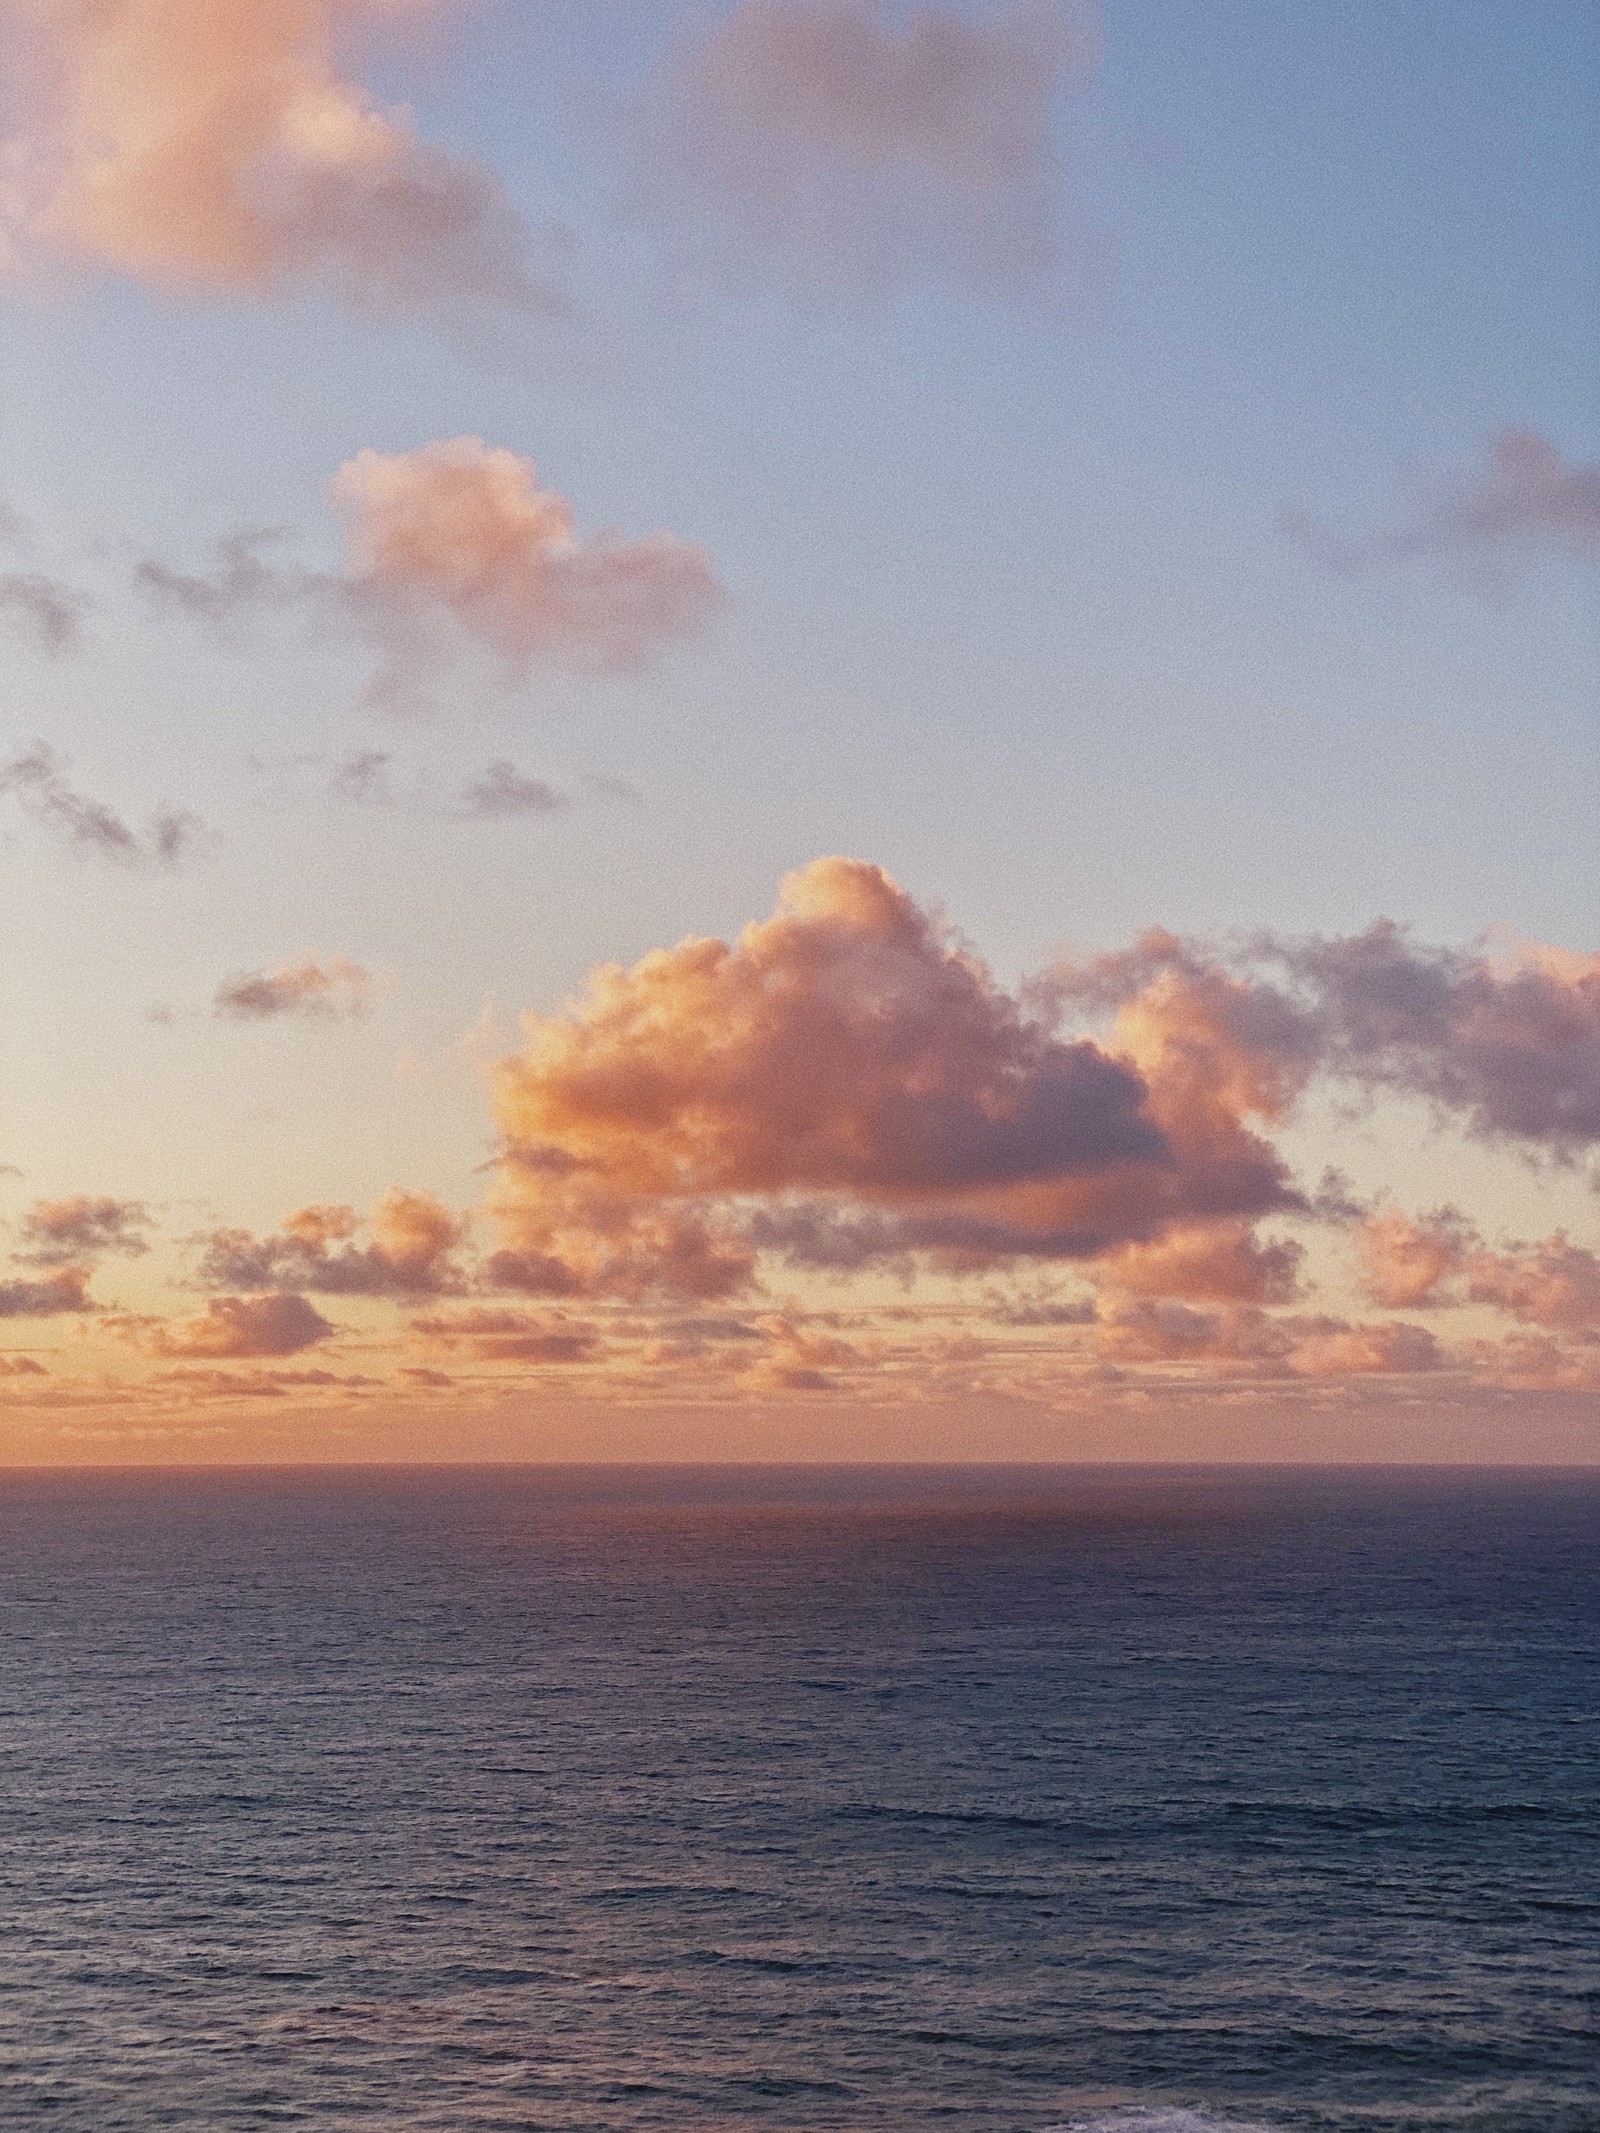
(2, 0, 563, 316)
(740, 1313, 860, 1392)
(138, 1291, 335, 1358)
(639, 0, 1095, 300)
(16, 1195, 152, 1264)
(150, 1364, 357, 1398)
(1097, 1297, 1441, 1379)
(200, 1188, 466, 1297)
(1354, 1207, 1472, 1309)
(1287, 429, 1600, 583)
(408, 1304, 599, 1363)
(1094, 1221, 1302, 1304)
(214, 953, 372, 1021)
(488, 858, 1305, 1302)
(1465, 1235, 1600, 1336)
(0, 1354, 48, 1376)
(1287, 1319, 1442, 1378)
(330, 438, 724, 710)
(0, 1264, 94, 1317)
(1469, 1334, 1600, 1394)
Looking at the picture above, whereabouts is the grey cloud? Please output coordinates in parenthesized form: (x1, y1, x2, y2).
(0, 743, 203, 868)
(16, 1196, 152, 1266)
(214, 955, 372, 1023)
(1286, 429, 1600, 584)
(0, 1266, 94, 1318)
(458, 761, 567, 820)
(636, 0, 1098, 303)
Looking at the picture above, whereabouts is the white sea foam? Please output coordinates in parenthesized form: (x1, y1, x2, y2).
(1043, 2110, 1284, 2133)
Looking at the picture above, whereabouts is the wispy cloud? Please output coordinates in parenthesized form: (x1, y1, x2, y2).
(214, 954, 373, 1023)
(0, 742, 203, 867)
(457, 761, 567, 820)
(0, 499, 90, 652)
(139, 438, 724, 713)
(1286, 429, 1600, 586)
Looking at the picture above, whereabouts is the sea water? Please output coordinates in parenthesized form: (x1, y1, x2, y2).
(0, 1464, 1594, 2131)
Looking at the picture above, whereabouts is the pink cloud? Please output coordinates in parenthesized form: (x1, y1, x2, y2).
(639, 0, 1096, 300)
(330, 438, 724, 710)
(2, 0, 564, 317)
(1465, 1235, 1600, 1337)
(1286, 429, 1600, 584)
(0, 742, 203, 868)
(488, 857, 1301, 1302)
(1354, 1208, 1474, 1309)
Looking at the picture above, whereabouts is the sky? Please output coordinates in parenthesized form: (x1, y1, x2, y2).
(0, 0, 1595, 1465)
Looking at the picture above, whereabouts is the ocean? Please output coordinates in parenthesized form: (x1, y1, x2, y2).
(0, 1464, 1594, 2132)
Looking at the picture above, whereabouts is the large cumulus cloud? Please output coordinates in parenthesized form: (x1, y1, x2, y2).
(487, 857, 1302, 1301)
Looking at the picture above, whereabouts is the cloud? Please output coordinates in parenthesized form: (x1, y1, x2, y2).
(1464, 1234, 1600, 1337)
(1096, 1296, 1441, 1379)
(1470, 1334, 1600, 1394)
(0, 500, 89, 651)
(214, 953, 373, 1022)
(135, 528, 313, 632)
(1043, 922, 1600, 1166)
(0, 0, 567, 319)
(1285, 429, 1600, 585)
(0, 1354, 48, 1376)
(1283, 926, 1600, 1160)
(488, 857, 1303, 1302)
(458, 760, 566, 819)
(0, 742, 203, 867)
(0, 572, 88, 652)
(136, 1291, 335, 1359)
(135, 439, 722, 713)
(1354, 1207, 1474, 1309)
(1352, 1209, 1600, 1339)
(741, 1312, 859, 1392)
(408, 1304, 598, 1363)
(637, 0, 1096, 301)
(0, 1264, 94, 1317)
(1093, 1220, 1303, 1305)
(330, 749, 395, 805)
(1286, 1319, 1442, 1378)
(330, 437, 725, 711)
(150, 1365, 357, 1398)
(198, 1188, 467, 1297)
(16, 1195, 152, 1265)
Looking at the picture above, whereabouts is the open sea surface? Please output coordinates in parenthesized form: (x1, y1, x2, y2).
(0, 1464, 1595, 2132)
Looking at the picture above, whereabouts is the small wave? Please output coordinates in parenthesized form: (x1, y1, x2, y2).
(1043, 2110, 1285, 2133)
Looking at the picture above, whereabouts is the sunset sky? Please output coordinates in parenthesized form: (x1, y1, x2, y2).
(1, 0, 1596, 1463)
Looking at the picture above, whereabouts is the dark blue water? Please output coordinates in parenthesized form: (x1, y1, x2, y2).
(0, 1465, 1595, 2132)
